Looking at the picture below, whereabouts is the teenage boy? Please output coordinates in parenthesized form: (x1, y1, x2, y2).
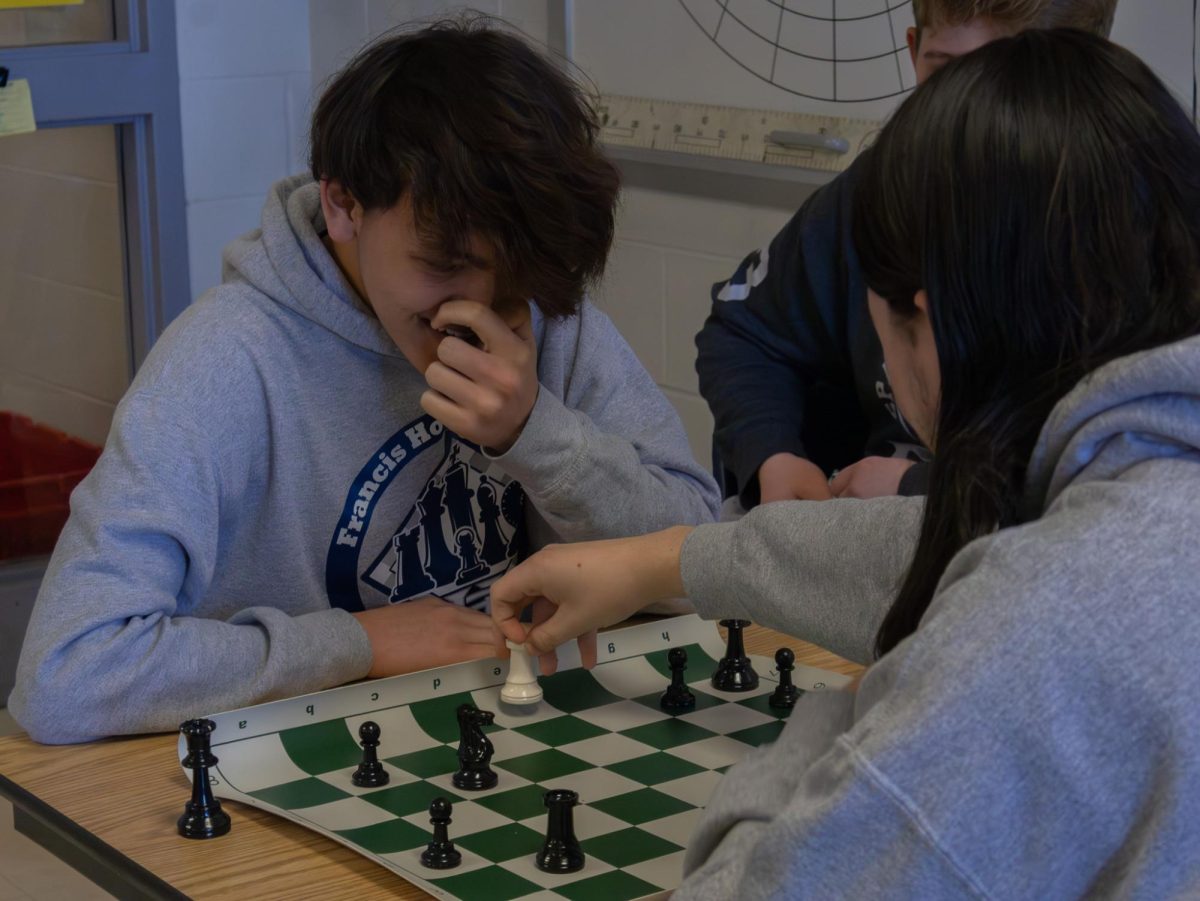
(10, 20, 719, 744)
(697, 0, 1117, 508)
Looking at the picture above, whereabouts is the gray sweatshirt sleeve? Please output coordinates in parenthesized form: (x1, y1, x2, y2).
(8, 388, 373, 744)
(679, 495, 922, 664)
(490, 301, 720, 542)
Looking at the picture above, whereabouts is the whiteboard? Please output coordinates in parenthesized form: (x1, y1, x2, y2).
(569, 0, 1199, 122)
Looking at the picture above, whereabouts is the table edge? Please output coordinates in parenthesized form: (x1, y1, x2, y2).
(0, 770, 188, 901)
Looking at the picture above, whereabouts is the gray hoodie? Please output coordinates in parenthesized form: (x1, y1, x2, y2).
(678, 335, 1200, 898)
(10, 175, 719, 744)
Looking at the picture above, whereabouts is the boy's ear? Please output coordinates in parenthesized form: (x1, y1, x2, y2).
(907, 27, 920, 69)
(320, 178, 361, 243)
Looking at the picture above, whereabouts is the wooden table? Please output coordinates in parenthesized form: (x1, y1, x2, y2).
(0, 625, 861, 900)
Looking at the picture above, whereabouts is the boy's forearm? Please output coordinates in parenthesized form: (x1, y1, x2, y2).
(11, 601, 372, 743)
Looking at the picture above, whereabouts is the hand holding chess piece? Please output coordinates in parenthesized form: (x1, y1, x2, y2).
(501, 640, 543, 707)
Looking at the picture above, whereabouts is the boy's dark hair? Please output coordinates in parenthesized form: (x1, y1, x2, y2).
(854, 29, 1200, 658)
(912, 0, 1116, 36)
(310, 17, 620, 318)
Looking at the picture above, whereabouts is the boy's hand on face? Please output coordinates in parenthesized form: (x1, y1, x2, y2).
(758, 452, 834, 502)
(829, 456, 915, 499)
(421, 299, 539, 453)
(352, 596, 498, 678)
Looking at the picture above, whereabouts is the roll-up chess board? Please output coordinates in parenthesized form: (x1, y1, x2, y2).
(178, 615, 849, 900)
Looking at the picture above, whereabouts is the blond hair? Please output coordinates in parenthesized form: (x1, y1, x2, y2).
(911, 0, 1116, 36)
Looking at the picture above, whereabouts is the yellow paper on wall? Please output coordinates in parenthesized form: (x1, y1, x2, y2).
(0, 79, 36, 137)
(0, 1, 83, 8)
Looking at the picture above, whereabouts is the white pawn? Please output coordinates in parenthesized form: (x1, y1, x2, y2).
(501, 640, 543, 706)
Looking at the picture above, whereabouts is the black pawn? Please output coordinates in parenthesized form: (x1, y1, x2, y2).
(660, 647, 696, 712)
(352, 721, 389, 787)
(177, 719, 231, 839)
(536, 789, 585, 873)
(420, 797, 462, 869)
(769, 647, 802, 709)
(711, 619, 759, 692)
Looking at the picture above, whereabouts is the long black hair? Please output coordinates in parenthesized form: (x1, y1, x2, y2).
(853, 29, 1200, 657)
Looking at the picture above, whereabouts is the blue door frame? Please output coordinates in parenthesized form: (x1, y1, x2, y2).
(0, 0, 188, 369)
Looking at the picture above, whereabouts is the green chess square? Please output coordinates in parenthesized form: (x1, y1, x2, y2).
(631, 688, 724, 717)
(540, 668, 623, 713)
(429, 865, 542, 901)
(384, 744, 459, 779)
(590, 787, 696, 824)
(334, 817, 428, 854)
(619, 718, 717, 751)
(582, 826, 682, 868)
(278, 720, 362, 773)
(408, 692, 498, 743)
(729, 721, 786, 747)
(495, 748, 593, 782)
(513, 715, 608, 747)
(454, 822, 544, 861)
(473, 784, 550, 821)
(361, 780, 462, 818)
(643, 643, 719, 680)
(737, 692, 798, 718)
(557, 869, 663, 901)
(249, 776, 349, 809)
(605, 751, 707, 786)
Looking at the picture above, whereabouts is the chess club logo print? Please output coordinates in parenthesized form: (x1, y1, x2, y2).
(325, 415, 526, 613)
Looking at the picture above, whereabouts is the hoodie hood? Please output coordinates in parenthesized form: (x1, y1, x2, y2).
(1024, 334, 1200, 516)
(221, 174, 401, 357)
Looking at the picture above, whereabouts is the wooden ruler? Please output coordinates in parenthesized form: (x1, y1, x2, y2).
(597, 93, 882, 174)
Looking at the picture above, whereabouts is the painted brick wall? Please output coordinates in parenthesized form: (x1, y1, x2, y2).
(177, 0, 313, 302)
(0, 126, 127, 445)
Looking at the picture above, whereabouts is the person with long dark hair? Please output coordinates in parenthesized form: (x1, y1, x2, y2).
(491, 30, 1200, 895)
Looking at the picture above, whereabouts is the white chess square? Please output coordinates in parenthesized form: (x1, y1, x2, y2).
(346, 706, 443, 757)
(678, 702, 775, 734)
(693, 680, 775, 704)
(498, 849, 615, 889)
(557, 733, 657, 767)
(574, 700, 668, 732)
(488, 729, 552, 762)
(667, 735, 753, 770)
(292, 796, 396, 831)
(381, 843, 492, 878)
(624, 849, 688, 891)
(589, 657, 664, 698)
(425, 769, 532, 799)
(654, 770, 724, 807)
(539, 767, 643, 804)
(316, 763, 419, 796)
(400, 799, 513, 838)
(518, 804, 627, 842)
(215, 733, 311, 792)
(472, 685, 566, 728)
(638, 809, 704, 847)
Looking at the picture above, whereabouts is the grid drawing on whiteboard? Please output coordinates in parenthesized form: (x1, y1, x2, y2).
(678, 0, 917, 102)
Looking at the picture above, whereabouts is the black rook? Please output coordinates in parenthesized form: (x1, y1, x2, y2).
(177, 719, 231, 839)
